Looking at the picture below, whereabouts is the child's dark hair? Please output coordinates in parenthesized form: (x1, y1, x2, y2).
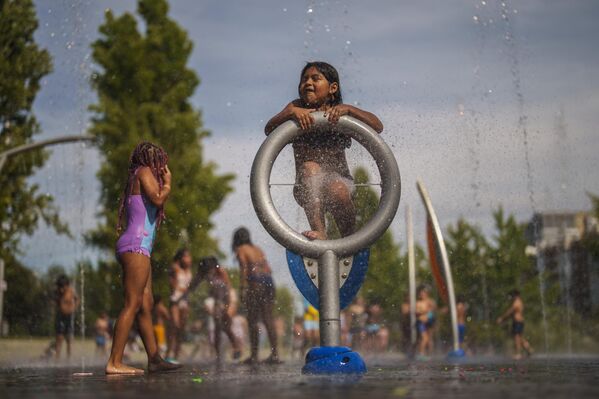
(232, 227, 252, 251)
(56, 274, 70, 288)
(299, 61, 343, 106)
(174, 248, 190, 263)
(117, 141, 169, 233)
(198, 256, 219, 279)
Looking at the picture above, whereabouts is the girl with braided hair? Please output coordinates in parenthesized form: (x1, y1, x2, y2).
(106, 141, 180, 374)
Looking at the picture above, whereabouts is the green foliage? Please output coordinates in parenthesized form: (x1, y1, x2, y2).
(0, 0, 71, 335)
(87, 0, 234, 293)
(0, 1, 69, 257)
(351, 167, 405, 322)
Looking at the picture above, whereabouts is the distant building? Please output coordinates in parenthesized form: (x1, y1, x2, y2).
(526, 211, 599, 316)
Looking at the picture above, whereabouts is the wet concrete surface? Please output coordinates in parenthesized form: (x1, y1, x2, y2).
(1, 356, 599, 398)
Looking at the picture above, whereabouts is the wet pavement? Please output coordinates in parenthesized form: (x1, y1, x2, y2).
(1, 356, 599, 398)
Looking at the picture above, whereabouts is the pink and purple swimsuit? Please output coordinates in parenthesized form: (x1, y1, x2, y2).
(116, 194, 158, 258)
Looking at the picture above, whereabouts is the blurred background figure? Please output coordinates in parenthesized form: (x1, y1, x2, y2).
(346, 296, 366, 350)
(302, 300, 319, 350)
(166, 248, 193, 362)
(232, 227, 280, 364)
(54, 275, 78, 362)
(94, 311, 110, 358)
(364, 301, 389, 353)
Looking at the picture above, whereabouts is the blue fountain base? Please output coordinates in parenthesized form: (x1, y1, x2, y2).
(302, 346, 367, 375)
(447, 348, 466, 359)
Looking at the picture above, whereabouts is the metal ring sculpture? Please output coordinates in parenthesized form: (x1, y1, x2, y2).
(250, 111, 401, 259)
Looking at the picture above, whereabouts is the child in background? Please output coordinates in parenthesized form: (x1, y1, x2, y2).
(54, 275, 78, 361)
(303, 300, 319, 349)
(232, 227, 280, 364)
(166, 248, 193, 362)
(189, 256, 242, 361)
(456, 295, 467, 348)
(95, 312, 110, 357)
(265, 61, 383, 240)
(106, 141, 179, 375)
(291, 316, 305, 359)
(497, 289, 534, 359)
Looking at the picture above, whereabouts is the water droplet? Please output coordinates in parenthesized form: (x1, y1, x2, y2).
(307, 8, 313, 13)
(472, 15, 479, 23)
(481, 0, 486, 5)
(346, 40, 351, 45)
(50, 32, 55, 38)
(226, 101, 232, 107)
(282, 7, 287, 12)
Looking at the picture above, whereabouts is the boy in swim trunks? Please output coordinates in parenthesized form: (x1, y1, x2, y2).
(55, 275, 78, 361)
(232, 227, 280, 364)
(265, 62, 383, 240)
(497, 289, 534, 359)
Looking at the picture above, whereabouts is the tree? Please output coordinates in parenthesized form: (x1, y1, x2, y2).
(0, 0, 69, 335)
(0, 1, 68, 261)
(351, 167, 405, 323)
(87, 0, 234, 295)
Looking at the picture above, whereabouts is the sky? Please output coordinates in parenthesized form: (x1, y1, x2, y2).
(20, 0, 599, 295)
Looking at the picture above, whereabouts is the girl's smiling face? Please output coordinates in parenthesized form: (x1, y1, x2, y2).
(299, 66, 339, 107)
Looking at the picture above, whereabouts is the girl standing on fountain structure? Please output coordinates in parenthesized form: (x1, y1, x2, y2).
(106, 141, 180, 375)
(265, 61, 383, 240)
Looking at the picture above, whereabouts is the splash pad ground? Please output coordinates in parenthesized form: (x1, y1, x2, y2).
(1, 348, 598, 399)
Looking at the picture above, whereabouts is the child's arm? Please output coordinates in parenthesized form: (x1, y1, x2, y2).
(138, 166, 171, 207)
(496, 304, 514, 324)
(326, 104, 384, 133)
(265, 100, 316, 134)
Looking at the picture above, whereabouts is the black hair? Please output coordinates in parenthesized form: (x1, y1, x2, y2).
(56, 274, 70, 287)
(510, 289, 521, 298)
(456, 294, 465, 303)
(232, 227, 252, 251)
(298, 61, 343, 106)
(153, 294, 162, 304)
(174, 248, 189, 263)
(198, 256, 219, 279)
(416, 284, 428, 295)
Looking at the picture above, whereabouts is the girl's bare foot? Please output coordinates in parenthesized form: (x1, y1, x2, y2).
(302, 230, 326, 240)
(105, 362, 145, 375)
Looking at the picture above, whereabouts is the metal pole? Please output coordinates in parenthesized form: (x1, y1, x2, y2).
(406, 206, 417, 345)
(0, 259, 5, 336)
(0, 135, 95, 174)
(318, 250, 340, 347)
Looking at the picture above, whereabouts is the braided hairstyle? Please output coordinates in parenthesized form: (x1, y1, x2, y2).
(117, 141, 169, 233)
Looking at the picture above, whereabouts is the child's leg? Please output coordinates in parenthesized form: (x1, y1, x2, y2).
(222, 311, 240, 352)
(136, 272, 159, 362)
(175, 306, 189, 358)
(245, 291, 260, 362)
(260, 292, 279, 360)
(106, 253, 150, 374)
(514, 334, 522, 358)
(294, 161, 327, 240)
(55, 334, 63, 360)
(166, 305, 180, 358)
(65, 333, 72, 358)
(325, 176, 356, 237)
